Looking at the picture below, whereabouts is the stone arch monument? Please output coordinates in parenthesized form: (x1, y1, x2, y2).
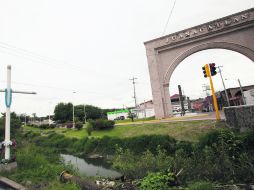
(144, 8, 254, 119)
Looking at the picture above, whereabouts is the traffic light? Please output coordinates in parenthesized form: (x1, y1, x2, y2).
(209, 63, 217, 76)
(202, 66, 207, 78)
(202, 64, 210, 78)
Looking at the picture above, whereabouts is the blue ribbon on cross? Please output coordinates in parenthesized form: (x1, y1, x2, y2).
(5, 88, 12, 108)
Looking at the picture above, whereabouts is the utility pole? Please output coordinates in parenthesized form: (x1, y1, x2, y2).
(84, 104, 87, 123)
(238, 79, 246, 105)
(217, 66, 230, 107)
(178, 85, 185, 116)
(202, 84, 211, 112)
(129, 77, 138, 107)
(143, 100, 146, 118)
(202, 84, 210, 96)
(73, 91, 76, 128)
(1, 65, 36, 160)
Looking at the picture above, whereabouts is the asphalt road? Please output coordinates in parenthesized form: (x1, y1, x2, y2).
(116, 111, 225, 126)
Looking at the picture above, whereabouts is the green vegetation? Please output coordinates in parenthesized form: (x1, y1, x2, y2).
(140, 171, 176, 190)
(23, 120, 217, 142)
(115, 116, 155, 124)
(1, 137, 81, 190)
(113, 128, 254, 189)
(188, 181, 215, 190)
(2, 112, 254, 190)
(88, 119, 115, 130)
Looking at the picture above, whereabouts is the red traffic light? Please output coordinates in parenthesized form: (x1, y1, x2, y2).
(209, 63, 217, 76)
(210, 63, 215, 67)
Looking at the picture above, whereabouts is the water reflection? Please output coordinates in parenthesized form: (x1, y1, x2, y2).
(61, 154, 121, 178)
(0, 183, 15, 190)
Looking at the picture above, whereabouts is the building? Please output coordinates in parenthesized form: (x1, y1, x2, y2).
(220, 85, 254, 106)
(170, 94, 189, 114)
(244, 89, 254, 105)
(107, 109, 129, 120)
(135, 100, 155, 118)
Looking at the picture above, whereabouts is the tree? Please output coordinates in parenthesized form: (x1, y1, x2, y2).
(54, 102, 73, 123)
(74, 105, 85, 122)
(0, 112, 22, 138)
(85, 105, 103, 120)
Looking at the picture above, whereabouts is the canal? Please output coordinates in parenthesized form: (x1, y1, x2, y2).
(61, 154, 121, 178)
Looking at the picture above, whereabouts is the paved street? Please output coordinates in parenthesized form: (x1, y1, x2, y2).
(116, 111, 225, 126)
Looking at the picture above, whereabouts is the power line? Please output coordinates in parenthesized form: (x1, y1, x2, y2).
(0, 41, 131, 81)
(162, 0, 177, 36)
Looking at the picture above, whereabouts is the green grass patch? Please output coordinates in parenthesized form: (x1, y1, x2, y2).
(24, 120, 218, 142)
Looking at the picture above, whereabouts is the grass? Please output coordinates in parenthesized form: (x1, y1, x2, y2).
(23, 120, 221, 142)
(115, 116, 155, 124)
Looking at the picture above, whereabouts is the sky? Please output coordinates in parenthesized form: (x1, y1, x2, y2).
(0, 0, 253, 116)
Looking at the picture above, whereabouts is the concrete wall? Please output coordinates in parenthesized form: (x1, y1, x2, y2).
(224, 105, 254, 131)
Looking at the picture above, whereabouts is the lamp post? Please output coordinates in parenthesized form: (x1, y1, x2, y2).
(84, 104, 87, 123)
(217, 66, 230, 107)
(73, 91, 76, 128)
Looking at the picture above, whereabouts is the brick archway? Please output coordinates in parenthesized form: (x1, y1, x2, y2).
(144, 8, 254, 119)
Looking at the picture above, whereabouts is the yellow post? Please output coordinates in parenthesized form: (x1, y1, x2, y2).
(205, 64, 221, 120)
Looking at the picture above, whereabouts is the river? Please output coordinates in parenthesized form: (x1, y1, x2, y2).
(61, 154, 121, 178)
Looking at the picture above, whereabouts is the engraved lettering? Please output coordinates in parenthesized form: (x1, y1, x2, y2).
(241, 13, 248, 20)
(199, 27, 204, 32)
(185, 31, 190, 37)
(192, 29, 198, 35)
(171, 35, 177, 41)
(178, 34, 184, 38)
(214, 22, 222, 28)
(233, 17, 239, 23)
(161, 11, 251, 45)
(224, 19, 232, 26)
(207, 25, 213, 31)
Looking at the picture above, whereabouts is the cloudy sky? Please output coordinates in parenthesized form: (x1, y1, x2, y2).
(0, 0, 253, 116)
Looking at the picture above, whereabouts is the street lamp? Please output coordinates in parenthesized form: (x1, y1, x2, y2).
(225, 78, 246, 105)
(73, 91, 76, 128)
(84, 104, 87, 123)
(217, 66, 230, 107)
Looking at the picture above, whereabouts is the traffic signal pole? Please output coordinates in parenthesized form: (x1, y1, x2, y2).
(205, 64, 221, 120)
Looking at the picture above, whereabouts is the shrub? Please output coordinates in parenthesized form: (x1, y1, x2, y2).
(188, 181, 215, 190)
(90, 119, 115, 130)
(75, 122, 83, 130)
(113, 146, 173, 179)
(140, 172, 176, 190)
(86, 122, 93, 136)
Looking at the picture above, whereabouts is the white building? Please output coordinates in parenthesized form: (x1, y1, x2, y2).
(107, 109, 129, 120)
(244, 89, 254, 105)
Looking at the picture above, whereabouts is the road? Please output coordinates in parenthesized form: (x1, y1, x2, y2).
(116, 111, 225, 126)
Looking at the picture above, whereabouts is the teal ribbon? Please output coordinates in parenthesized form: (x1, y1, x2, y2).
(5, 88, 12, 108)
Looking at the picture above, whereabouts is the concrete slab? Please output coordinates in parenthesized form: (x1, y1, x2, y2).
(0, 176, 27, 190)
(0, 162, 17, 172)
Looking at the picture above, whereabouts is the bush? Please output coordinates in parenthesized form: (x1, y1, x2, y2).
(140, 172, 176, 190)
(113, 146, 173, 179)
(89, 119, 115, 130)
(188, 181, 215, 190)
(86, 122, 93, 136)
(75, 122, 83, 130)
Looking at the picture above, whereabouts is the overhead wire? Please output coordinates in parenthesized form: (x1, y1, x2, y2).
(0, 41, 134, 81)
(162, 0, 177, 36)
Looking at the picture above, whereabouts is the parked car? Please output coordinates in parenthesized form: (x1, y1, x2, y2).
(114, 116, 125, 120)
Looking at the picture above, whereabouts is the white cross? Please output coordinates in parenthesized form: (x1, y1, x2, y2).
(0, 65, 36, 161)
